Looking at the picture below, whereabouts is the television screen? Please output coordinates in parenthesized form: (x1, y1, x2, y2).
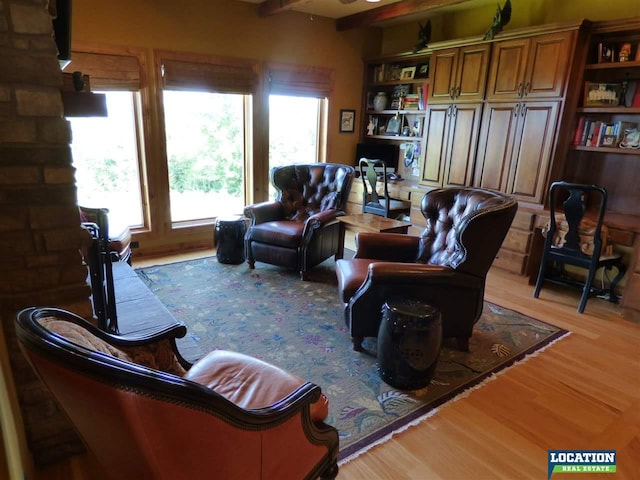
(355, 143, 400, 171)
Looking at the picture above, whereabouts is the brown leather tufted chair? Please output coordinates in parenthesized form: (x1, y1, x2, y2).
(16, 307, 339, 480)
(336, 187, 517, 352)
(244, 163, 355, 280)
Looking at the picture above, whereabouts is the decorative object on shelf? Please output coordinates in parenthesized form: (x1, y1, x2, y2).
(400, 66, 416, 80)
(620, 128, 640, 149)
(411, 119, 421, 137)
(483, 0, 512, 41)
(597, 42, 615, 63)
(385, 115, 401, 136)
(583, 82, 622, 107)
(415, 61, 430, 79)
(373, 91, 388, 111)
(403, 143, 416, 167)
(413, 20, 431, 54)
(390, 84, 411, 109)
(619, 43, 632, 62)
(339, 109, 355, 133)
(367, 116, 376, 136)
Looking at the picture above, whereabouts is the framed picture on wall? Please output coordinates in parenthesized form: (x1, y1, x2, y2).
(339, 109, 355, 133)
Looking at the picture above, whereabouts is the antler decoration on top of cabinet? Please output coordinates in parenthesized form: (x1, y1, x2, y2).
(413, 20, 432, 54)
(483, 0, 512, 41)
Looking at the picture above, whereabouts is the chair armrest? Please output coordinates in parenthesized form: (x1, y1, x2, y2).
(244, 201, 284, 225)
(301, 209, 342, 237)
(362, 262, 483, 290)
(354, 232, 420, 262)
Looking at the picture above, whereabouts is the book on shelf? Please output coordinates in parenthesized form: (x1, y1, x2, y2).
(572, 117, 586, 145)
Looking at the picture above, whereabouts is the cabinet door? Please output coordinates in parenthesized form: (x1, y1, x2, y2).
(474, 102, 520, 192)
(429, 48, 458, 101)
(420, 105, 450, 186)
(486, 38, 530, 100)
(523, 32, 572, 99)
(455, 44, 490, 101)
(507, 101, 560, 203)
(444, 103, 483, 187)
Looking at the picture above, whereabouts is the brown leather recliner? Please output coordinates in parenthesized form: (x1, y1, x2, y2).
(16, 307, 339, 480)
(244, 163, 355, 280)
(336, 187, 517, 352)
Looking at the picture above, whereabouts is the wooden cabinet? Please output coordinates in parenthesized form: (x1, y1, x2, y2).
(474, 100, 560, 203)
(420, 102, 482, 187)
(486, 31, 573, 101)
(429, 44, 490, 102)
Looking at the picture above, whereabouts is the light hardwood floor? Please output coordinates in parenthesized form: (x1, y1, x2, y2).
(33, 246, 640, 480)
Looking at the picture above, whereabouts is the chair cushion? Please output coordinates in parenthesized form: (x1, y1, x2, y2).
(185, 350, 329, 422)
(249, 221, 304, 248)
(39, 317, 132, 361)
(38, 317, 186, 376)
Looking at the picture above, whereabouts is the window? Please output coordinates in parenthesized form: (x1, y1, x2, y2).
(163, 90, 247, 222)
(159, 53, 259, 223)
(268, 95, 324, 198)
(267, 64, 332, 198)
(69, 91, 144, 229)
(64, 49, 146, 231)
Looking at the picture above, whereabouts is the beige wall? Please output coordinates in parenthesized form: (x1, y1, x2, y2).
(71, 0, 379, 172)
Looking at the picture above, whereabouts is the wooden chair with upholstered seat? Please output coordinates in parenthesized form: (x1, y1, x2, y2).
(359, 158, 411, 220)
(533, 181, 626, 313)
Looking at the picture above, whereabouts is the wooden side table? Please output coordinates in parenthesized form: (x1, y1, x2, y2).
(336, 213, 412, 258)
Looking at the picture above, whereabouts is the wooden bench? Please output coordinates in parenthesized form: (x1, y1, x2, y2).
(113, 261, 202, 364)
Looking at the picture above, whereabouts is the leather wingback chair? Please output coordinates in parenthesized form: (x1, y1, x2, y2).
(16, 307, 339, 480)
(244, 163, 355, 280)
(336, 187, 517, 352)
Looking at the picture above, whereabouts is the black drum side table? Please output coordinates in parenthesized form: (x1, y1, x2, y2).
(377, 299, 442, 390)
(215, 215, 246, 264)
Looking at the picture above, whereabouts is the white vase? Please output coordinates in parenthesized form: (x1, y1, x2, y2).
(373, 92, 388, 111)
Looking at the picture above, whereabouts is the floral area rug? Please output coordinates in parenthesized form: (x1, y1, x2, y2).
(136, 256, 568, 462)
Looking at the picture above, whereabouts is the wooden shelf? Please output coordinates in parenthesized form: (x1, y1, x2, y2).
(365, 134, 421, 141)
(577, 106, 640, 114)
(366, 109, 426, 115)
(369, 79, 430, 87)
(570, 145, 640, 154)
(585, 60, 640, 70)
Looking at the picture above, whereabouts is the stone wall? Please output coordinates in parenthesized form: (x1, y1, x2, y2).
(0, 0, 94, 467)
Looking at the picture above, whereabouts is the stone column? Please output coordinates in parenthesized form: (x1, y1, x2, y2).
(0, 0, 94, 467)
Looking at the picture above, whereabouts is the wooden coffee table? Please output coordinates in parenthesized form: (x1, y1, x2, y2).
(336, 213, 412, 259)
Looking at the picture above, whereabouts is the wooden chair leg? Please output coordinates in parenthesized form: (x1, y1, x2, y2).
(352, 337, 364, 352)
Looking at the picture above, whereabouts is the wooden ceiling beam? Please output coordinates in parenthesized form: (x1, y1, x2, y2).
(336, 0, 475, 31)
(257, 0, 306, 17)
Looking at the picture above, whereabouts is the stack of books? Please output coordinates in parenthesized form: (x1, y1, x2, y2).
(403, 94, 420, 110)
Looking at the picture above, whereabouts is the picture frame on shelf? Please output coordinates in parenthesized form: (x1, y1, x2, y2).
(385, 116, 401, 135)
(339, 109, 355, 133)
(583, 82, 622, 107)
(400, 66, 416, 80)
(415, 62, 429, 79)
(597, 42, 615, 63)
